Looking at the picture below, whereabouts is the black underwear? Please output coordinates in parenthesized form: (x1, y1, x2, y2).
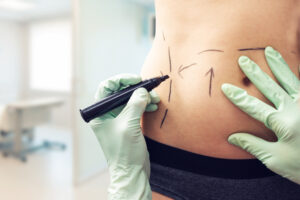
(145, 136, 300, 200)
(145, 136, 274, 179)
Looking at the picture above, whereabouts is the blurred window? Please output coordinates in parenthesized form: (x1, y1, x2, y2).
(29, 18, 71, 92)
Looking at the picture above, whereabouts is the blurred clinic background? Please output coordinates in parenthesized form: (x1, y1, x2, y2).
(0, 0, 154, 199)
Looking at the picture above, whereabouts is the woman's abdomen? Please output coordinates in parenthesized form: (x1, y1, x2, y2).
(140, 38, 299, 159)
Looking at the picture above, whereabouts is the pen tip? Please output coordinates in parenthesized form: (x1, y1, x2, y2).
(161, 75, 169, 81)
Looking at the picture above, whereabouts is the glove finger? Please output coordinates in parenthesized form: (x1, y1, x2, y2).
(119, 88, 150, 120)
(238, 56, 293, 110)
(222, 83, 276, 129)
(228, 133, 274, 164)
(265, 46, 300, 99)
(145, 104, 158, 112)
(95, 74, 141, 101)
(149, 90, 160, 104)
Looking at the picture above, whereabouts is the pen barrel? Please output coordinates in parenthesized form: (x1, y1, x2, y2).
(80, 78, 161, 123)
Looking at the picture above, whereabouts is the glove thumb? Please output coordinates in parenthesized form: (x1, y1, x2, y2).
(120, 88, 150, 120)
(228, 133, 273, 163)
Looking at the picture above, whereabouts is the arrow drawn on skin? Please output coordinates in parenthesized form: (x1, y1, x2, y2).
(177, 63, 197, 79)
(205, 67, 215, 97)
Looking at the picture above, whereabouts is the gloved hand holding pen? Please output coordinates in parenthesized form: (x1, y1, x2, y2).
(89, 74, 159, 200)
(222, 46, 300, 185)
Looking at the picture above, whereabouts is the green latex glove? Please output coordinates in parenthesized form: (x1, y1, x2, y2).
(222, 46, 300, 185)
(90, 74, 160, 200)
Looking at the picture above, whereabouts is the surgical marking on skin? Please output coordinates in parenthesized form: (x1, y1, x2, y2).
(179, 63, 197, 72)
(198, 49, 224, 54)
(178, 65, 184, 78)
(160, 109, 168, 128)
(205, 67, 215, 97)
(238, 47, 265, 51)
(178, 63, 197, 79)
(168, 47, 172, 72)
(168, 80, 172, 102)
(162, 32, 166, 41)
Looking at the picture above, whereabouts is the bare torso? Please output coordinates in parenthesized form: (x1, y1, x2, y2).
(140, 0, 300, 199)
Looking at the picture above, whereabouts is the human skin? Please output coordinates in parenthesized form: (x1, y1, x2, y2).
(140, 0, 300, 199)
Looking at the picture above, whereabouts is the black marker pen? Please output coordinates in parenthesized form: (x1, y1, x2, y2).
(80, 75, 169, 123)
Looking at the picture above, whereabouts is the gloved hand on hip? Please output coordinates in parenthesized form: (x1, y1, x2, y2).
(90, 74, 159, 200)
(222, 46, 300, 185)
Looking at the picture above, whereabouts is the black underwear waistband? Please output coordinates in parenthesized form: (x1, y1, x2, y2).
(145, 136, 276, 179)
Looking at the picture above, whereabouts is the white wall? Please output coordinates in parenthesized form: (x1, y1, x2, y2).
(0, 17, 72, 129)
(24, 17, 72, 129)
(0, 20, 26, 103)
(73, 0, 152, 184)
